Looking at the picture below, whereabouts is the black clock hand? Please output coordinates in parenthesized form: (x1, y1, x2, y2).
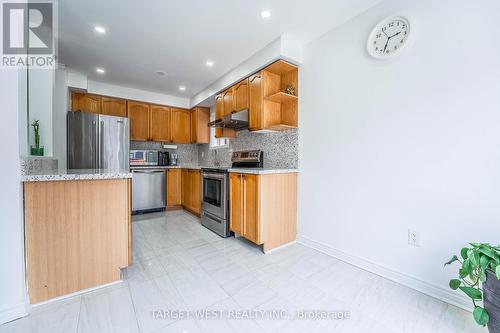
(390, 31, 402, 38)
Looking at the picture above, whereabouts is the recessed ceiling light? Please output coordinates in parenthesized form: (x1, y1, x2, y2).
(96, 67, 105, 74)
(179, 86, 186, 91)
(260, 10, 271, 19)
(94, 26, 106, 34)
(156, 70, 166, 76)
(205, 60, 214, 67)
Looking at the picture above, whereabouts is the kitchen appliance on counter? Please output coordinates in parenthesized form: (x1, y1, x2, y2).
(158, 151, 170, 166)
(201, 150, 264, 237)
(67, 111, 129, 170)
(129, 150, 167, 214)
(130, 150, 158, 166)
(169, 153, 178, 166)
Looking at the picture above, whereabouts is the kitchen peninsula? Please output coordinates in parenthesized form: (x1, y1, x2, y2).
(22, 169, 132, 303)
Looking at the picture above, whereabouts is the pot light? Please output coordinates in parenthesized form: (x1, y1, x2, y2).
(156, 70, 166, 76)
(94, 26, 106, 34)
(96, 68, 105, 74)
(260, 10, 271, 19)
(179, 85, 186, 91)
(205, 60, 214, 67)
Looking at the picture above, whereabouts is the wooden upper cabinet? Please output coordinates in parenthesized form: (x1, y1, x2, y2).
(215, 94, 224, 120)
(229, 173, 243, 235)
(249, 73, 263, 131)
(233, 78, 249, 112)
(167, 169, 181, 206)
(242, 174, 259, 243)
(127, 101, 150, 141)
(101, 97, 127, 117)
(191, 107, 210, 144)
(71, 92, 101, 114)
(171, 108, 191, 144)
(150, 105, 171, 142)
(222, 89, 234, 116)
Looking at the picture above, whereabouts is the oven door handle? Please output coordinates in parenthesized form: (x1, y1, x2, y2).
(202, 173, 226, 179)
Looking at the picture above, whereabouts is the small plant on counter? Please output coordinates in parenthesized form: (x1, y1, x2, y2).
(30, 119, 44, 156)
(445, 243, 500, 329)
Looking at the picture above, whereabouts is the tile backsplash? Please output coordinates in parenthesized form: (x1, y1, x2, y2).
(198, 129, 299, 168)
(130, 128, 299, 169)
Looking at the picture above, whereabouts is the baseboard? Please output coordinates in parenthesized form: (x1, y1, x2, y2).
(297, 235, 472, 312)
(0, 303, 27, 325)
(30, 280, 124, 307)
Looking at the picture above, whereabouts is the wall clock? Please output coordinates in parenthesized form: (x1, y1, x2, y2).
(367, 16, 411, 59)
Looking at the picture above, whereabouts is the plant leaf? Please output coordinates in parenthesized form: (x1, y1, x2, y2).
(480, 255, 491, 270)
(460, 248, 469, 260)
(478, 246, 499, 260)
(496, 265, 500, 280)
(470, 251, 480, 267)
(459, 287, 482, 300)
(480, 270, 486, 283)
(444, 255, 458, 266)
(449, 279, 461, 290)
(473, 306, 489, 326)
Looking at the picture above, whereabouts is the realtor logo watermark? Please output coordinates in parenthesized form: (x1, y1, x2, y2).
(1, 0, 57, 68)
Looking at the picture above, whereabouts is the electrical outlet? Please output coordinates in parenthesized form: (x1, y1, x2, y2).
(408, 229, 420, 247)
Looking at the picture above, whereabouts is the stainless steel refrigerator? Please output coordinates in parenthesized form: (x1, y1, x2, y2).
(67, 111, 129, 170)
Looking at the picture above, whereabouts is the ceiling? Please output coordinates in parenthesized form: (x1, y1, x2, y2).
(58, 0, 380, 99)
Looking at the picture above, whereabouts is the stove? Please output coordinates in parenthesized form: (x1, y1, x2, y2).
(200, 150, 264, 237)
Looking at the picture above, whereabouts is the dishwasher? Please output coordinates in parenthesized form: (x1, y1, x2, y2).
(131, 168, 166, 213)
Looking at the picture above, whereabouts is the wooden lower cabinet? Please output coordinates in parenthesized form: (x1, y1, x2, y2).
(24, 179, 130, 303)
(167, 169, 182, 207)
(181, 169, 201, 215)
(229, 172, 297, 252)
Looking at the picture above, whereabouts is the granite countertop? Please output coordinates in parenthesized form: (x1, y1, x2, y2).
(21, 169, 133, 182)
(130, 165, 202, 170)
(227, 168, 299, 175)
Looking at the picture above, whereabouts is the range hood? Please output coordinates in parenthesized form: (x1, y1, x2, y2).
(208, 109, 248, 130)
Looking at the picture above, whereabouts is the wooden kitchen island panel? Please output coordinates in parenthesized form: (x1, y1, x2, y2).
(24, 179, 130, 303)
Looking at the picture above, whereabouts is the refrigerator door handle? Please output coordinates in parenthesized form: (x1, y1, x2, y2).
(99, 120, 104, 169)
(92, 120, 97, 169)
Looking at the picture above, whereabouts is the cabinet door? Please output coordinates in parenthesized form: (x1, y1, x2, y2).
(233, 78, 249, 112)
(229, 173, 243, 235)
(222, 89, 234, 116)
(190, 171, 201, 214)
(171, 108, 191, 144)
(127, 101, 150, 141)
(191, 107, 210, 144)
(72, 92, 101, 114)
(167, 169, 181, 206)
(150, 105, 171, 142)
(181, 169, 191, 209)
(215, 94, 224, 119)
(101, 97, 127, 117)
(249, 73, 262, 130)
(243, 174, 260, 243)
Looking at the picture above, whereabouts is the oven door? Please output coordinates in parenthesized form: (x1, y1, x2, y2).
(202, 172, 227, 219)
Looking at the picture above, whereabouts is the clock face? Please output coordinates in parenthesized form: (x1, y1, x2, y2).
(367, 17, 410, 59)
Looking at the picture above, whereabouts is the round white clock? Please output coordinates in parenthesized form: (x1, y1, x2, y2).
(367, 16, 411, 59)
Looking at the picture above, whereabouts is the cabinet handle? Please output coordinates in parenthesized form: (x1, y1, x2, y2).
(250, 75, 261, 82)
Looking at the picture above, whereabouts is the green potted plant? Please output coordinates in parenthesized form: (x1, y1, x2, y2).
(30, 120, 44, 156)
(445, 243, 500, 332)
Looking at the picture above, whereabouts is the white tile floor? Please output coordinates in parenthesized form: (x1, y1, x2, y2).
(0, 210, 487, 333)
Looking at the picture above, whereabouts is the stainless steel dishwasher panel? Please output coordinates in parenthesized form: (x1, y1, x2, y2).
(131, 169, 166, 212)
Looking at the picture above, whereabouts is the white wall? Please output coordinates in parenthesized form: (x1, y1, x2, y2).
(53, 68, 69, 165)
(88, 80, 190, 109)
(298, 0, 500, 310)
(28, 69, 54, 156)
(0, 69, 27, 323)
